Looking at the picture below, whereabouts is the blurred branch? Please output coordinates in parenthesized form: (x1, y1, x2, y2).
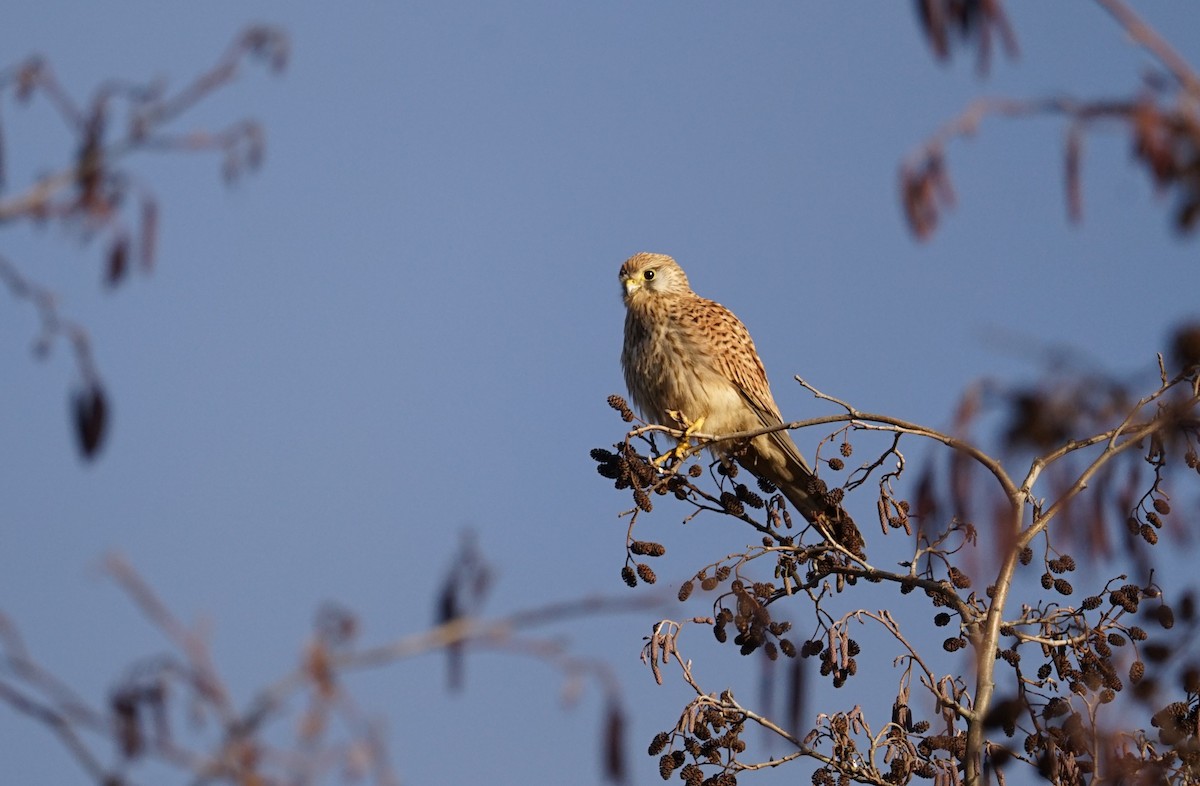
(2, 550, 657, 785)
(1025, 374, 1200, 539)
(0, 254, 97, 380)
(0, 25, 287, 460)
(1094, 0, 1200, 98)
(0, 681, 108, 783)
(904, 0, 1200, 239)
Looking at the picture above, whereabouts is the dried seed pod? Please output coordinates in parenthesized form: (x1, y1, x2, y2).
(735, 483, 764, 509)
(657, 752, 676, 779)
(607, 393, 629, 412)
(648, 731, 670, 756)
(630, 540, 665, 557)
(72, 382, 108, 460)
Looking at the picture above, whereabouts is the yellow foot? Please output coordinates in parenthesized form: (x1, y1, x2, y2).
(653, 411, 707, 467)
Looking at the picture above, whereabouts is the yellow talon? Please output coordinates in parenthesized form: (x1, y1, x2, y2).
(682, 413, 707, 438)
(654, 411, 707, 466)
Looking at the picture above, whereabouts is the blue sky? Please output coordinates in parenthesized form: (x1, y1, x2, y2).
(1, 3, 1198, 784)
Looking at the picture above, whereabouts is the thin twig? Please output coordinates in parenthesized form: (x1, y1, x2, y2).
(1093, 0, 1200, 99)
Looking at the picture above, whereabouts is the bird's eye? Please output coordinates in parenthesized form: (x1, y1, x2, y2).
(643, 269, 655, 281)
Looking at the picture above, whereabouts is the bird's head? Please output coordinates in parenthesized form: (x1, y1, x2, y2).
(619, 252, 690, 307)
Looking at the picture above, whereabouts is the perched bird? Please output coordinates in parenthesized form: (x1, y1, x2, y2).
(619, 252, 864, 556)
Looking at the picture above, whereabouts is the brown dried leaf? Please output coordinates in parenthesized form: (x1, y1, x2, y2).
(974, 0, 1019, 74)
(436, 576, 464, 691)
(106, 234, 129, 287)
(603, 700, 627, 783)
(916, 0, 950, 61)
(988, 0, 1019, 59)
(901, 165, 937, 241)
(1176, 194, 1200, 234)
(915, 469, 938, 533)
(1065, 124, 1083, 224)
(901, 152, 955, 241)
(72, 382, 108, 459)
(112, 689, 142, 759)
(787, 657, 806, 739)
(1131, 102, 1174, 189)
(1171, 322, 1200, 373)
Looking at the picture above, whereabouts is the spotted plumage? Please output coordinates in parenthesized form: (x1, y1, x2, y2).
(619, 252, 864, 555)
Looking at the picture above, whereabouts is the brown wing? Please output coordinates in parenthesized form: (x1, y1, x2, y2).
(697, 299, 777, 413)
(696, 296, 865, 555)
(696, 297, 814, 475)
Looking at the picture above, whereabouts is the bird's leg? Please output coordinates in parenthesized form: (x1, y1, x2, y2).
(653, 410, 707, 467)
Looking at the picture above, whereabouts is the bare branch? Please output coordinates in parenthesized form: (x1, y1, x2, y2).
(1093, 0, 1200, 98)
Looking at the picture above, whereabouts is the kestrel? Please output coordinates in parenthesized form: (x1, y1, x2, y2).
(619, 252, 864, 556)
